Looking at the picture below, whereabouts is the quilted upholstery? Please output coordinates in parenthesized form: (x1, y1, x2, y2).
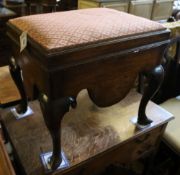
(9, 8, 165, 52)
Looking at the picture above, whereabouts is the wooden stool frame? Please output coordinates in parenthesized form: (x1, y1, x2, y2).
(7, 21, 170, 170)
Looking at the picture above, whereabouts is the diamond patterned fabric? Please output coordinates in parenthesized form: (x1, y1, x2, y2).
(9, 8, 165, 52)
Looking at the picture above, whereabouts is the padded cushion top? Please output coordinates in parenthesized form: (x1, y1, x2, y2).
(9, 8, 165, 52)
(160, 97, 180, 154)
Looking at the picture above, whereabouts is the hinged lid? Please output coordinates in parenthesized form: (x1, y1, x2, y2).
(8, 8, 166, 54)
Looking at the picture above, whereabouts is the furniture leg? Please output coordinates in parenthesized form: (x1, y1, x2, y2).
(38, 94, 77, 170)
(138, 65, 164, 125)
(9, 57, 28, 114)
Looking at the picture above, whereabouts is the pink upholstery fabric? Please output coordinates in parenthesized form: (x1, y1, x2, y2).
(9, 8, 165, 52)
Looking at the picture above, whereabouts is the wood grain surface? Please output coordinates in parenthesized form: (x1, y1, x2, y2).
(1, 89, 174, 175)
(0, 136, 15, 175)
(0, 66, 20, 105)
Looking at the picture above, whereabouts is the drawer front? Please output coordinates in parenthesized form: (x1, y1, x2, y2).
(152, 0, 174, 20)
(131, 126, 164, 160)
(78, 0, 99, 9)
(101, 2, 129, 12)
(78, 0, 129, 12)
(129, 0, 154, 19)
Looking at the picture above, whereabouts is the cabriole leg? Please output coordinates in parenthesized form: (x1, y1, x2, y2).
(138, 65, 164, 125)
(39, 94, 77, 170)
(9, 57, 28, 114)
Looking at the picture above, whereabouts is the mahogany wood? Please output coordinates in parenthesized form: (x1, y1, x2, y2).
(152, 37, 180, 103)
(9, 58, 28, 113)
(138, 65, 164, 125)
(6, 21, 170, 169)
(39, 96, 77, 169)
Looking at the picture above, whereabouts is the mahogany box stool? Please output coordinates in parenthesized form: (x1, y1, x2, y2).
(6, 8, 170, 171)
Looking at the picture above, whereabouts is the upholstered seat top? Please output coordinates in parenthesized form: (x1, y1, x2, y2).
(9, 8, 165, 52)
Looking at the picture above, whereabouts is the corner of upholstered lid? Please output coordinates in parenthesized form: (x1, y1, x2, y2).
(8, 8, 166, 52)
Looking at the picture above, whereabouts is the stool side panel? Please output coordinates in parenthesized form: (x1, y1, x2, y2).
(8, 33, 169, 106)
(44, 42, 167, 104)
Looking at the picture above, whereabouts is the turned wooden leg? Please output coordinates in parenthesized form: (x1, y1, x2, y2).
(39, 94, 77, 170)
(138, 65, 164, 125)
(9, 57, 28, 114)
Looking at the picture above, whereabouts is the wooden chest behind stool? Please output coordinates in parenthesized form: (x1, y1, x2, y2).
(6, 8, 170, 171)
(0, 90, 174, 175)
(78, 0, 129, 12)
